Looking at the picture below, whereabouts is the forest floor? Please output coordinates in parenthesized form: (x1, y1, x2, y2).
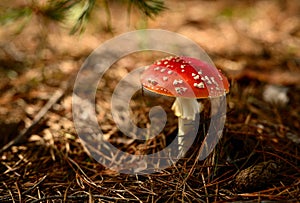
(0, 0, 300, 202)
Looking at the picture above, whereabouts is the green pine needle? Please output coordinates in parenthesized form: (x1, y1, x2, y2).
(130, 0, 166, 18)
(0, 7, 32, 25)
(41, 0, 81, 22)
(0, 0, 166, 35)
(70, 0, 96, 34)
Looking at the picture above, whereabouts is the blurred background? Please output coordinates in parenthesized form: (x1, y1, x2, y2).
(0, 0, 299, 202)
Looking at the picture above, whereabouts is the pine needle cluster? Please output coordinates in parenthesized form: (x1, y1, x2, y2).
(0, 0, 166, 34)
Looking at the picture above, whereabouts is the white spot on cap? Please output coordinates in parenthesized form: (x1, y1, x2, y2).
(175, 87, 188, 95)
(192, 73, 196, 77)
(198, 70, 202, 75)
(194, 82, 205, 88)
(160, 68, 166, 73)
(193, 75, 200, 80)
(204, 76, 212, 85)
(147, 78, 158, 86)
(168, 70, 173, 75)
(210, 77, 219, 87)
(180, 65, 185, 69)
(164, 61, 168, 65)
(173, 79, 183, 85)
(218, 73, 223, 80)
(154, 67, 160, 71)
(163, 76, 168, 81)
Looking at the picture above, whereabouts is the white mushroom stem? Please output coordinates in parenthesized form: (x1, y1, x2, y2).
(171, 97, 201, 155)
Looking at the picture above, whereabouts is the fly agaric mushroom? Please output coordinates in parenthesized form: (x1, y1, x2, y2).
(140, 56, 230, 155)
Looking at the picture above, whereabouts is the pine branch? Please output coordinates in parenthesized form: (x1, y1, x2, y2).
(0, 7, 32, 25)
(0, 0, 167, 35)
(40, 0, 81, 22)
(129, 0, 166, 18)
(70, 0, 96, 34)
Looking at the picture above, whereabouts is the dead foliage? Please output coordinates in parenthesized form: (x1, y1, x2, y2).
(1, 0, 300, 202)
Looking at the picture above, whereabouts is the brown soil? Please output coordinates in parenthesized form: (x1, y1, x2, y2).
(0, 0, 299, 202)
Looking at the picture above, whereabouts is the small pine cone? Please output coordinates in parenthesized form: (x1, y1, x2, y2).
(234, 160, 280, 192)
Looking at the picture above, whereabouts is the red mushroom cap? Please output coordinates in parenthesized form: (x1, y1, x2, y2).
(140, 56, 230, 98)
